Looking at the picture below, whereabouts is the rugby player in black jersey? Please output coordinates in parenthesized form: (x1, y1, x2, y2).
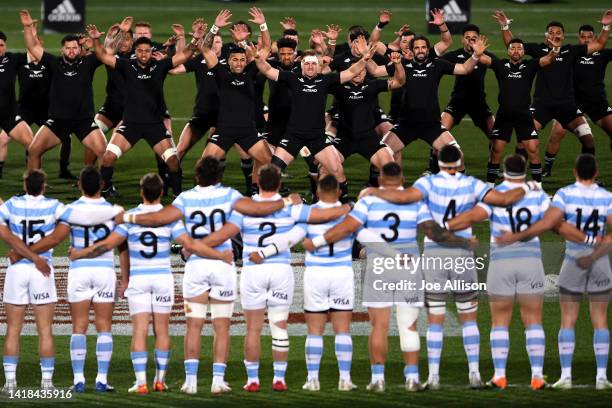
(494, 9, 612, 177)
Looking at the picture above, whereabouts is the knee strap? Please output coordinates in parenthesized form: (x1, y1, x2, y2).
(162, 147, 178, 162)
(268, 307, 289, 352)
(210, 302, 234, 319)
(573, 123, 592, 138)
(184, 301, 207, 319)
(106, 143, 123, 159)
(396, 304, 421, 352)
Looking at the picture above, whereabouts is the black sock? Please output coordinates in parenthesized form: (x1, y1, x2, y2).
(167, 168, 183, 196)
(251, 183, 259, 196)
(240, 158, 253, 194)
(544, 152, 556, 174)
(100, 165, 114, 190)
(218, 159, 227, 180)
(308, 174, 318, 198)
(428, 149, 439, 174)
(271, 155, 288, 171)
(339, 181, 349, 203)
(0, 161, 4, 178)
(486, 162, 500, 183)
(581, 146, 595, 156)
(304, 155, 318, 174)
(368, 165, 380, 187)
(530, 162, 542, 182)
(59, 158, 70, 173)
(515, 147, 528, 161)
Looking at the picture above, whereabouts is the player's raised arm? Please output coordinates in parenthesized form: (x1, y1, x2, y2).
(87, 24, 118, 68)
(249, 7, 271, 51)
(370, 10, 392, 45)
(453, 35, 488, 75)
(323, 24, 341, 56)
(251, 43, 279, 81)
(20, 10, 44, 61)
(340, 36, 373, 83)
(492, 10, 513, 47)
(496, 206, 564, 245)
(387, 51, 405, 89)
(359, 186, 424, 205)
(587, 9, 612, 53)
(171, 18, 206, 67)
(200, 9, 233, 68)
(430, 8, 452, 55)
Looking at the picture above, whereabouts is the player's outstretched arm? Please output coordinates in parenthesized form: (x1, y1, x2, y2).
(492, 10, 513, 47)
(483, 182, 540, 207)
(251, 44, 279, 80)
(87, 24, 117, 68)
(20, 10, 44, 61)
(430, 8, 452, 55)
(370, 10, 392, 45)
(0, 224, 51, 275)
(387, 51, 405, 89)
(249, 7, 271, 51)
(176, 234, 233, 264)
(359, 186, 423, 204)
(589, 9, 612, 53)
(129, 205, 183, 227)
(172, 18, 206, 67)
(68, 232, 126, 260)
(447, 206, 489, 231)
(307, 204, 351, 224)
(199, 223, 241, 248)
(454, 35, 488, 75)
(496, 206, 564, 245)
(420, 220, 478, 250)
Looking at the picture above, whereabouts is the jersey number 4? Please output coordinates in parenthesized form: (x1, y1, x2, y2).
(575, 208, 600, 236)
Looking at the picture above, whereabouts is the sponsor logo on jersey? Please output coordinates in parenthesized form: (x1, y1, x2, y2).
(349, 90, 363, 100)
(442, 0, 468, 23)
(508, 71, 523, 78)
(579, 56, 595, 65)
(413, 69, 428, 77)
(302, 84, 318, 92)
(64, 70, 77, 77)
(231, 79, 245, 86)
(48, 0, 82, 23)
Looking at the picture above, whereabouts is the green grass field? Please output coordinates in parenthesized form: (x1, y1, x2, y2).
(0, 0, 611, 406)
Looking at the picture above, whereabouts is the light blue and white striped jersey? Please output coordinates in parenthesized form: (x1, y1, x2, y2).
(115, 204, 188, 276)
(59, 196, 115, 270)
(551, 182, 612, 261)
(413, 171, 490, 243)
(297, 201, 354, 268)
(172, 184, 242, 259)
(478, 181, 550, 261)
(229, 194, 311, 266)
(350, 189, 432, 256)
(0, 194, 64, 266)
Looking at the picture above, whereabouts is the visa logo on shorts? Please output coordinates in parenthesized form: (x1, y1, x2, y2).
(155, 295, 171, 302)
(531, 281, 544, 289)
(97, 290, 114, 299)
(33, 292, 50, 300)
(219, 290, 234, 297)
(595, 278, 611, 287)
(332, 297, 349, 305)
(272, 291, 288, 300)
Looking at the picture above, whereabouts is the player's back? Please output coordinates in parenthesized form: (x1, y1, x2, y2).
(484, 181, 550, 261)
(414, 171, 490, 243)
(553, 182, 612, 260)
(118, 204, 187, 275)
(0, 194, 63, 265)
(64, 196, 115, 269)
(302, 201, 353, 268)
(172, 183, 242, 255)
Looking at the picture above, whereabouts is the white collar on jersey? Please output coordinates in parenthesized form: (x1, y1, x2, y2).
(575, 181, 598, 190)
(138, 203, 163, 210)
(24, 194, 45, 200)
(253, 193, 281, 202)
(194, 183, 221, 191)
(315, 200, 341, 208)
(79, 196, 106, 202)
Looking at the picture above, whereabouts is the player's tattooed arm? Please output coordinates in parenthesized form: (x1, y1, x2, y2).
(68, 232, 125, 260)
(86, 24, 118, 68)
(324, 24, 342, 57)
(172, 18, 206, 67)
(176, 234, 233, 264)
(130, 205, 183, 227)
(430, 8, 452, 56)
(204, 9, 232, 48)
(589, 9, 612, 53)
(387, 52, 405, 89)
(420, 220, 479, 250)
(20, 10, 44, 61)
(0, 224, 51, 276)
(447, 206, 489, 231)
(359, 186, 424, 204)
(496, 206, 564, 245)
(492, 10, 513, 47)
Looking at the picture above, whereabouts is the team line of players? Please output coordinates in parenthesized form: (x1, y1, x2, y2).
(0, 147, 610, 394)
(1, 8, 612, 200)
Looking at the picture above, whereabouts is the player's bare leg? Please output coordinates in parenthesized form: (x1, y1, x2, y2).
(182, 291, 209, 394)
(2, 304, 26, 392)
(366, 307, 391, 392)
(595, 115, 612, 150)
(0, 130, 9, 178)
(243, 308, 266, 391)
(129, 312, 151, 393)
(27, 126, 62, 169)
(247, 140, 272, 188)
(210, 298, 233, 394)
(543, 117, 594, 177)
(100, 132, 131, 197)
(314, 146, 348, 202)
(152, 312, 171, 391)
(236, 143, 254, 195)
(152, 138, 182, 197)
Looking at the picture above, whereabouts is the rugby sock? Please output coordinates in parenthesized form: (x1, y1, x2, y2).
(581, 145, 595, 156)
(525, 324, 545, 378)
(335, 333, 353, 381)
(490, 326, 509, 379)
(3, 355, 18, 382)
(244, 360, 259, 384)
(60, 158, 70, 173)
(305, 335, 323, 380)
(240, 158, 253, 194)
(100, 166, 114, 190)
(40, 358, 55, 381)
(594, 329, 609, 380)
(370, 364, 385, 383)
(304, 154, 318, 174)
(426, 324, 443, 377)
(530, 162, 543, 183)
(404, 365, 419, 383)
(462, 321, 480, 374)
(271, 155, 288, 171)
(184, 359, 199, 386)
(273, 361, 288, 383)
(130, 351, 147, 385)
(339, 181, 349, 203)
(154, 349, 170, 383)
(0, 161, 4, 178)
(515, 146, 528, 161)
(167, 168, 183, 196)
(212, 363, 226, 385)
(558, 328, 575, 379)
(428, 149, 439, 174)
(308, 174, 318, 201)
(486, 162, 500, 184)
(543, 153, 556, 175)
(70, 334, 87, 384)
(96, 332, 113, 384)
(368, 165, 380, 187)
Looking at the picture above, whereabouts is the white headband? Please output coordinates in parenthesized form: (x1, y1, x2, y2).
(503, 171, 526, 180)
(302, 55, 318, 64)
(438, 159, 462, 168)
